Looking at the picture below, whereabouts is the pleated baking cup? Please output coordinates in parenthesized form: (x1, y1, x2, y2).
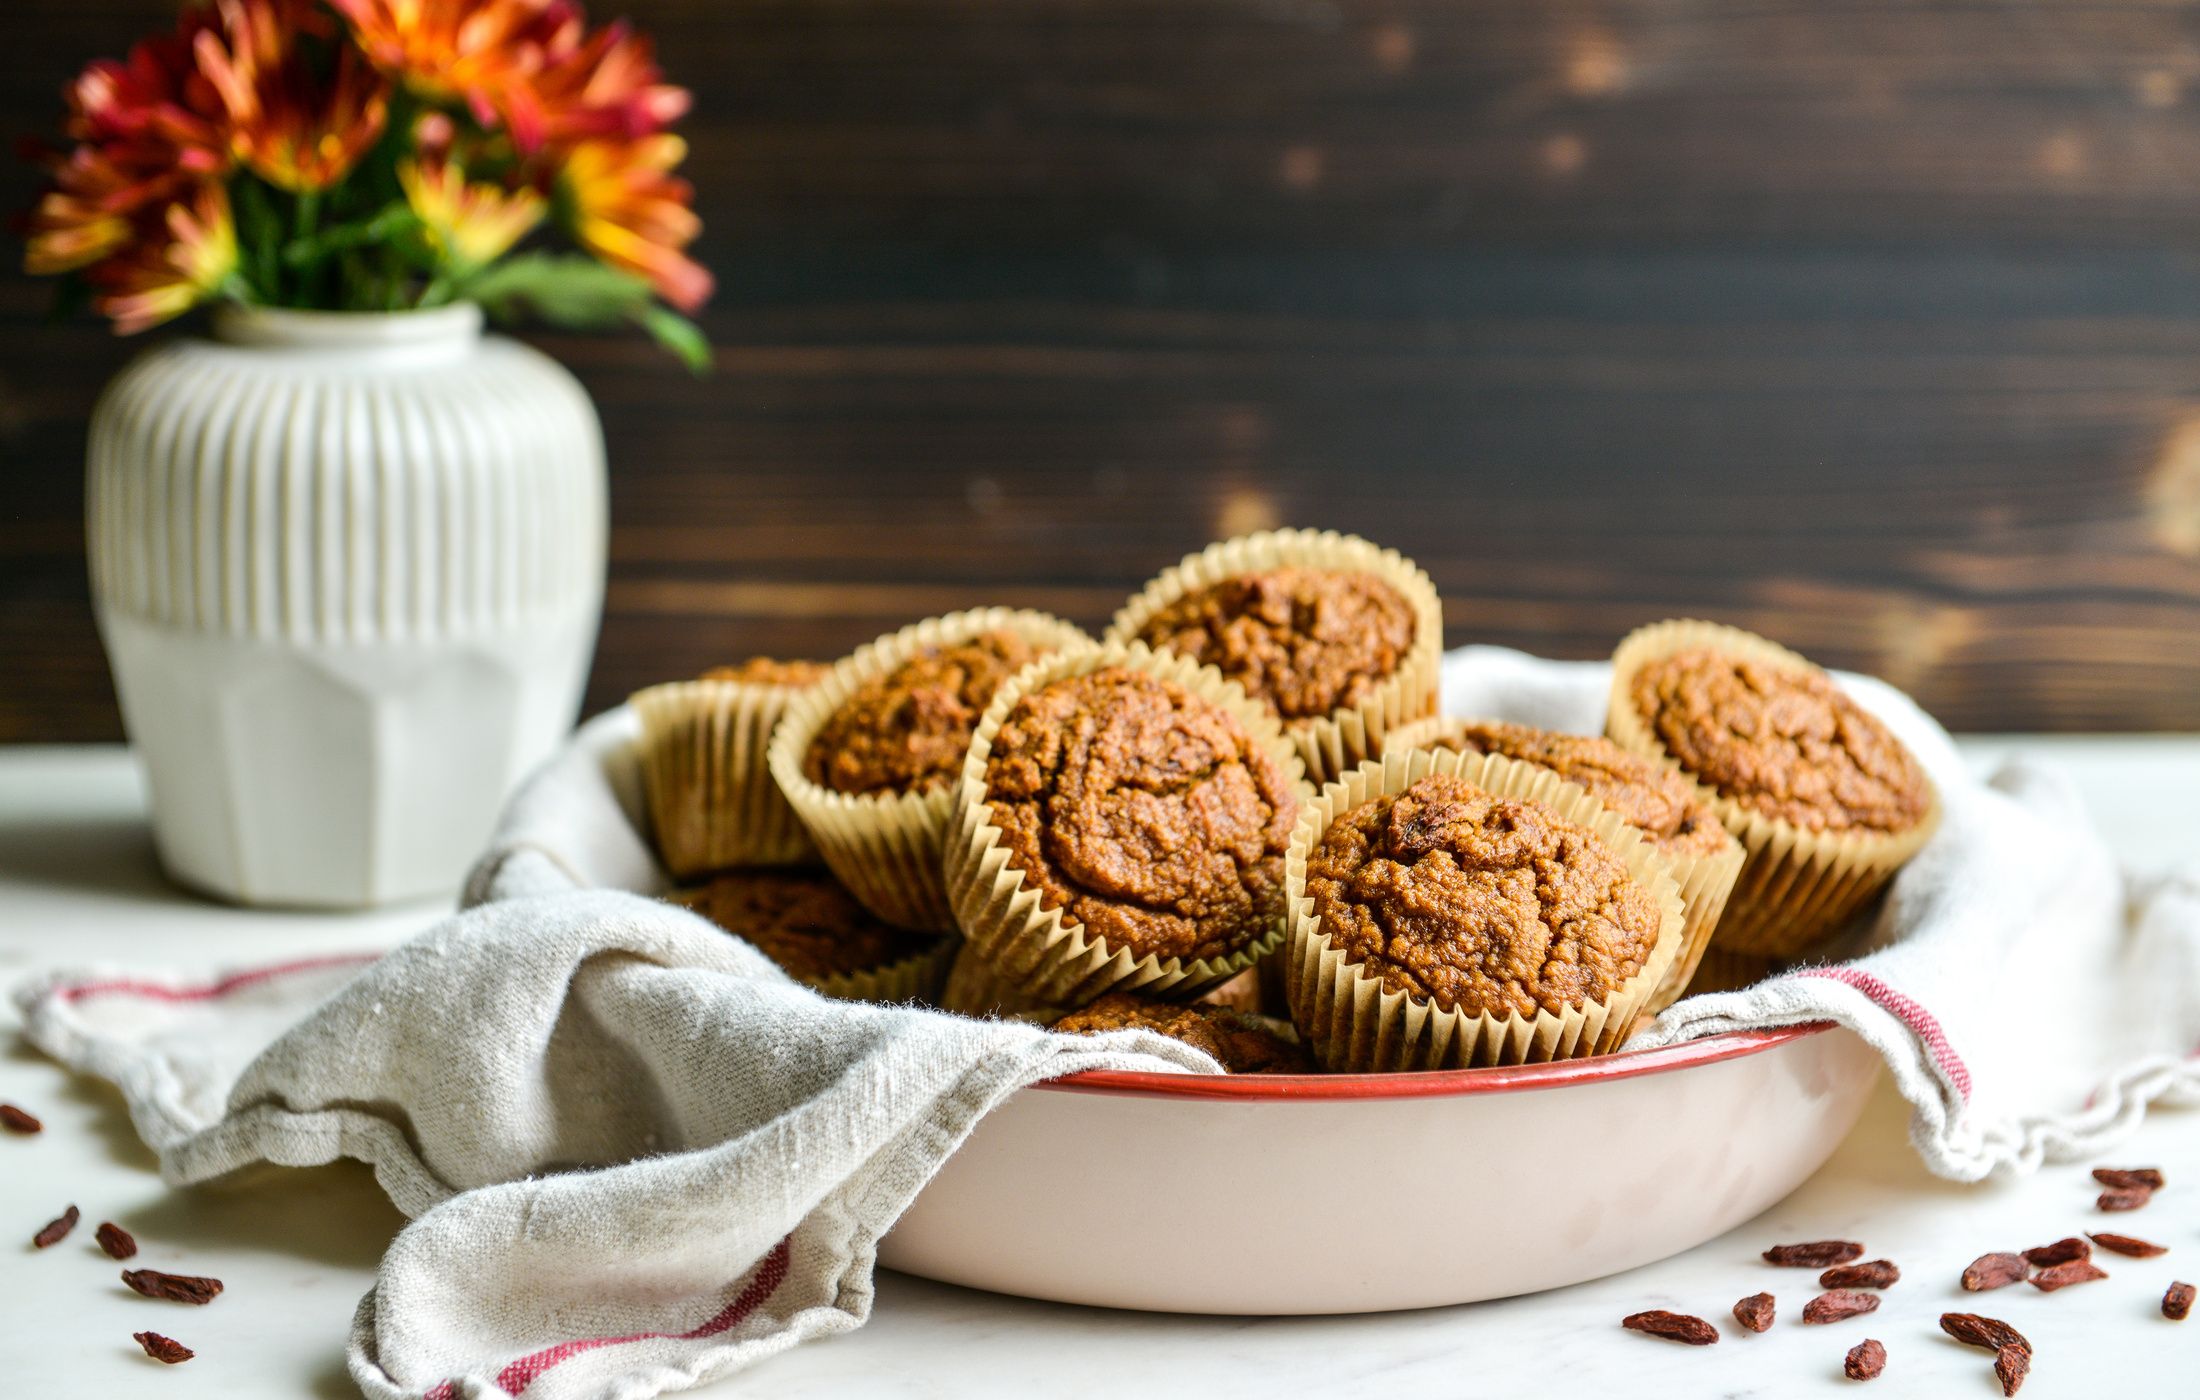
(1380, 714, 1744, 1016)
(631, 677, 819, 876)
(1104, 529, 1444, 789)
(941, 641, 1311, 1016)
(768, 608, 1097, 933)
(1684, 946, 1784, 998)
(1605, 619, 1942, 959)
(668, 886, 959, 1005)
(1283, 748, 1687, 1072)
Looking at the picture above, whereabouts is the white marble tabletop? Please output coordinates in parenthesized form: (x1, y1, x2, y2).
(2, 738, 2195, 1398)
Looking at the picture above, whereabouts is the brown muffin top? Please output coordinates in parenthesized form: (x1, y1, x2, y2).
(678, 867, 934, 982)
(804, 630, 1047, 797)
(1627, 648, 1933, 834)
(1052, 993, 1311, 1074)
(1305, 773, 1663, 1019)
(701, 657, 828, 688)
(983, 666, 1298, 965)
(1423, 719, 1736, 860)
(1132, 567, 1418, 720)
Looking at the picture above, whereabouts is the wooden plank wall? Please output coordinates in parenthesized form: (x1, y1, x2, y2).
(5, 0, 2200, 738)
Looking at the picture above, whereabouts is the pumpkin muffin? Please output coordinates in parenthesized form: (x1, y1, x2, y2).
(804, 630, 1046, 798)
(631, 657, 829, 875)
(1302, 772, 1663, 1020)
(678, 867, 946, 1000)
(1129, 568, 1418, 721)
(1606, 620, 1941, 959)
(1052, 992, 1310, 1074)
(982, 665, 1297, 965)
(1397, 719, 1732, 860)
(1105, 530, 1443, 786)
(1626, 648, 1933, 835)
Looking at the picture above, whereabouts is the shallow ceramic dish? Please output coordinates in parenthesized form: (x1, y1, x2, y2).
(491, 711, 1882, 1316)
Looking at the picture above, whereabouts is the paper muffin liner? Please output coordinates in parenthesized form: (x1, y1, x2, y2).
(631, 676, 820, 875)
(1379, 714, 1744, 1015)
(1685, 946, 1784, 998)
(1283, 749, 1687, 1072)
(1605, 619, 1943, 960)
(669, 886, 958, 1004)
(1103, 529, 1444, 789)
(768, 608, 1097, 933)
(940, 641, 1311, 1016)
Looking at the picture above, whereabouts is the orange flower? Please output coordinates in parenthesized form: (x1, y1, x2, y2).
(400, 155, 545, 269)
(21, 141, 198, 274)
(89, 183, 240, 334)
(560, 134, 711, 311)
(193, 0, 391, 193)
(510, 20, 689, 153)
(331, 0, 580, 136)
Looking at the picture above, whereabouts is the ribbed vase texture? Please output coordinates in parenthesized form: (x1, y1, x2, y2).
(87, 305, 606, 906)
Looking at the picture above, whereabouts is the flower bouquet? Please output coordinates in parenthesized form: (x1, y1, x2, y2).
(22, 0, 711, 367)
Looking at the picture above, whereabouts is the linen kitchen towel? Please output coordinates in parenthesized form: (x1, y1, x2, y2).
(17, 646, 2200, 1400)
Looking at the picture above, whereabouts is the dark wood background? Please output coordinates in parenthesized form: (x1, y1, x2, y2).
(8, 0, 2200, 739)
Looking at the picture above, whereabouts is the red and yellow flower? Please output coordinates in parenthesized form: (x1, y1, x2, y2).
(509, 20, 688, 152)
(89, 182, 240, 334)
(400, 155, 545, 270)
(193, 0, 391, 193)
(560, 134, 710, 311)
(330, 0, 581, 139)
(63, 10, 230, 173)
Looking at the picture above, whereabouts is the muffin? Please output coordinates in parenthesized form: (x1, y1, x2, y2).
(1382, 716, 1745, 1012)
(1607, 620, 1940, 958)
(631, 657, 830, 875)
(675, 866, 953, 1003)
(1106, 530, 1443, 786)
(769, 608, 1094, 933)
(941, 643, 1306, 1015)
(1052, 993, 1311, 1074)
(1284, 749, 1684, 1071)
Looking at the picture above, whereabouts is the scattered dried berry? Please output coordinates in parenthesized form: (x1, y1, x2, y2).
(96, 1221, 138, 1260)
(2088, 1232, 2166, 1259)
(1733, 1292, 1775, 1332)
(1941, 1313, 2031, 1356)
(2166, 1282, 2195, 1322)
(0, 1103, 41, 1134)
(1821, 1259, 1900, 1289)
(32, 1204, 79, 1249)
(121, 1269, 223, 1305)
(1803, 1289, 1881, 1324)
(132, 1332, 193, 1364)
(2022, 1237, 2089, 1267)
(2092, 1166, 2165, 1191)
(2098, 1186, 2154, 1212)
(1995, 1343, 2030, 1396)
(1844, 1337, 1886, 1381)
(1763, 1240, 1864, 1267)
(2030, 1259, 2108, 1292)
(1962, 1252, 2029, 1291)
(1622, 1310, 1719, 1345)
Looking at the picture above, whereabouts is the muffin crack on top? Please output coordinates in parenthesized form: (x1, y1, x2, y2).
(1132, 567, 1417, 720)
(1427, 720, 1733, 859)
(1628, 648, 1932, 834)
(1305, 773, 1662, 1019)
(804, 630, 1049, 797)
(982, 666, 1298, 964)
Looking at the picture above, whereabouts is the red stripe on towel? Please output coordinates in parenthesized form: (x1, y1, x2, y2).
(421, 1237, 794, 1400)
(56, 953, 381, 1003)
(1797, 967, 1971, 1099)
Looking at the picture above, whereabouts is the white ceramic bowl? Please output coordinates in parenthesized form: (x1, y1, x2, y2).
(489, 711, 1882, 1316)
(881, 1022, 1878, 1314)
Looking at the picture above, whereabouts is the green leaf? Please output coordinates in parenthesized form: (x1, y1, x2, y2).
(282, 203, 425, 267)
(463, 253, 655, 328)
(634, 304, 713, 374)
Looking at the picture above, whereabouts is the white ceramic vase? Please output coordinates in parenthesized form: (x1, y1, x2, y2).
(86, 304, 607, 907)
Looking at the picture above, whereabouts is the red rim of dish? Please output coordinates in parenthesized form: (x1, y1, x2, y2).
(1037, 1021, 1834, 1101)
